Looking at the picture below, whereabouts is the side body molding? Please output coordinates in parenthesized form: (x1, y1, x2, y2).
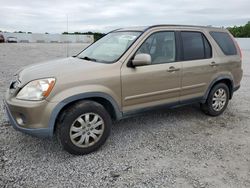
(48, 92, 122, 136)
(47, 76, 235, 137)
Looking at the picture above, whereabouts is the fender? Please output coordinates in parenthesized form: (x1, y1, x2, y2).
(202, 75, 234, 102)
(48, 92, 123, 136)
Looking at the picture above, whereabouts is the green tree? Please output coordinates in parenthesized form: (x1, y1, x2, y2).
(228, 22, 250, 37)
(62, 31, 105, 41)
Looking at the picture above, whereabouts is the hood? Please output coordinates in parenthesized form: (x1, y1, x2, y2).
(18, 57, 108, 85)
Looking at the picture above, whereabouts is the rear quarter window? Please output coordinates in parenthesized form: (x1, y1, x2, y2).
(210, 31, 237, 55)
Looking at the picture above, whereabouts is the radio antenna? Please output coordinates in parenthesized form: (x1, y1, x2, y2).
(66, 14, 69, 57)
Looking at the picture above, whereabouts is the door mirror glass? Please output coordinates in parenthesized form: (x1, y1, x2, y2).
(132, 53, 151, 66)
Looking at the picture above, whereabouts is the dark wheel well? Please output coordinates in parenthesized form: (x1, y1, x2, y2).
(210, 79, 233, 99)
(56, 97, 117, 127)
(89, 97, 117, 120)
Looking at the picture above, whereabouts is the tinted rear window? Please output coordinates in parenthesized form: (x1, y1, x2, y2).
(203, 35, 212, 58)
(181, 31, 212, 61)
(210, 31, 237, 55)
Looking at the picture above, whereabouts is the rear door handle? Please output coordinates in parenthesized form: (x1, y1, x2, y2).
(209, 61, 217, 67)
(167, 66, 180, 72)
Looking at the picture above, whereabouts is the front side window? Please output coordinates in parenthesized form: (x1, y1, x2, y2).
(181, 31, 212, 61)
(136, 31, 176, 64)
(78, 31, 141, 63)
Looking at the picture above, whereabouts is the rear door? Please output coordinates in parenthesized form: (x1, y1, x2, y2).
(179, 31, 217, 101)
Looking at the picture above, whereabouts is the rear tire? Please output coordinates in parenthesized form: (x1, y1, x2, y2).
(201, 83, 229, 116)
(56, 100, 112, 155)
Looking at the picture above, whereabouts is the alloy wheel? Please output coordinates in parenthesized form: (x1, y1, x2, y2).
(212, 88, 227, 111)
(69, 113, 104, 148)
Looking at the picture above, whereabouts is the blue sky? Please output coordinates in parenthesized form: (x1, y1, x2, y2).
(0, 0, 249, 33)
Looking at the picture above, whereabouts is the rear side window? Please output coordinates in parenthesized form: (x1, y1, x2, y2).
(203, 36, 212, 58)
(210, 31, 237, 55)
(181, 32, 212, 61)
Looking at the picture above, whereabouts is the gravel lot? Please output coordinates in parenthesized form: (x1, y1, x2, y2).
(0, 43, 250, 188)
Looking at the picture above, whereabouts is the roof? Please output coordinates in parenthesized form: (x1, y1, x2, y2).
(115, 26, 148, 32)
(115, 25, 223, 32)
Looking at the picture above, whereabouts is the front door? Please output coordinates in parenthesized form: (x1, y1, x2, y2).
(121, 31, 182, 112)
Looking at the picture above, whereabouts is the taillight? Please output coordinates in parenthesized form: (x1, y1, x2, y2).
(237, 42, 242, 60)
(233, 38, 242, 60)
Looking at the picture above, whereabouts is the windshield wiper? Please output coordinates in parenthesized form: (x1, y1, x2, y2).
(78, 56, 97, 62)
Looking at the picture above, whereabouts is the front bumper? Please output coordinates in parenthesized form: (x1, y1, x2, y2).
(3, 98, 55, 138)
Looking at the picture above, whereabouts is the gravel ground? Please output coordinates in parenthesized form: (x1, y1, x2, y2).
(0, 43, 250, 188)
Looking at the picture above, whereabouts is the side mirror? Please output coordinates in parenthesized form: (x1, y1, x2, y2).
(132, 53, 151, 67)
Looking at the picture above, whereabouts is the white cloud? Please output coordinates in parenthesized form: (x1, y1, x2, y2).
(0, 0, 249, 33)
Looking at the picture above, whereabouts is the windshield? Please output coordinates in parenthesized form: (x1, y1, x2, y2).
(77, 31, 141, 63)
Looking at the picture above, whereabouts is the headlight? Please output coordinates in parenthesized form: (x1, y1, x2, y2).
(16, 78, 56, 101)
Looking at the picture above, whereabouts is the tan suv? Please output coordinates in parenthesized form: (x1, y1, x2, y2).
(4, 25, 242, 155)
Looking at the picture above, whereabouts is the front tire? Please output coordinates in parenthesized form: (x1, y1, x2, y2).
(57, 101, 112, 155)
(201, 83, 229, 116)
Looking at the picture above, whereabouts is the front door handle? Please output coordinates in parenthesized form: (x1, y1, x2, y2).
(167, 66, 180, 72)
(209, 61, 217, 67)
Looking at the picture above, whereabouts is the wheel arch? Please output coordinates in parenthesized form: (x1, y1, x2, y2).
(203, 76, 234, 102)
(48, 92, 122, 135)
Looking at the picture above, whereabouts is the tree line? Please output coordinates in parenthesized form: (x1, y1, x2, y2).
(62, 31, 105, 41)
(228, 21, 250, 37)
(63, 22, 250, 40)
(2, 22, 249, 40)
